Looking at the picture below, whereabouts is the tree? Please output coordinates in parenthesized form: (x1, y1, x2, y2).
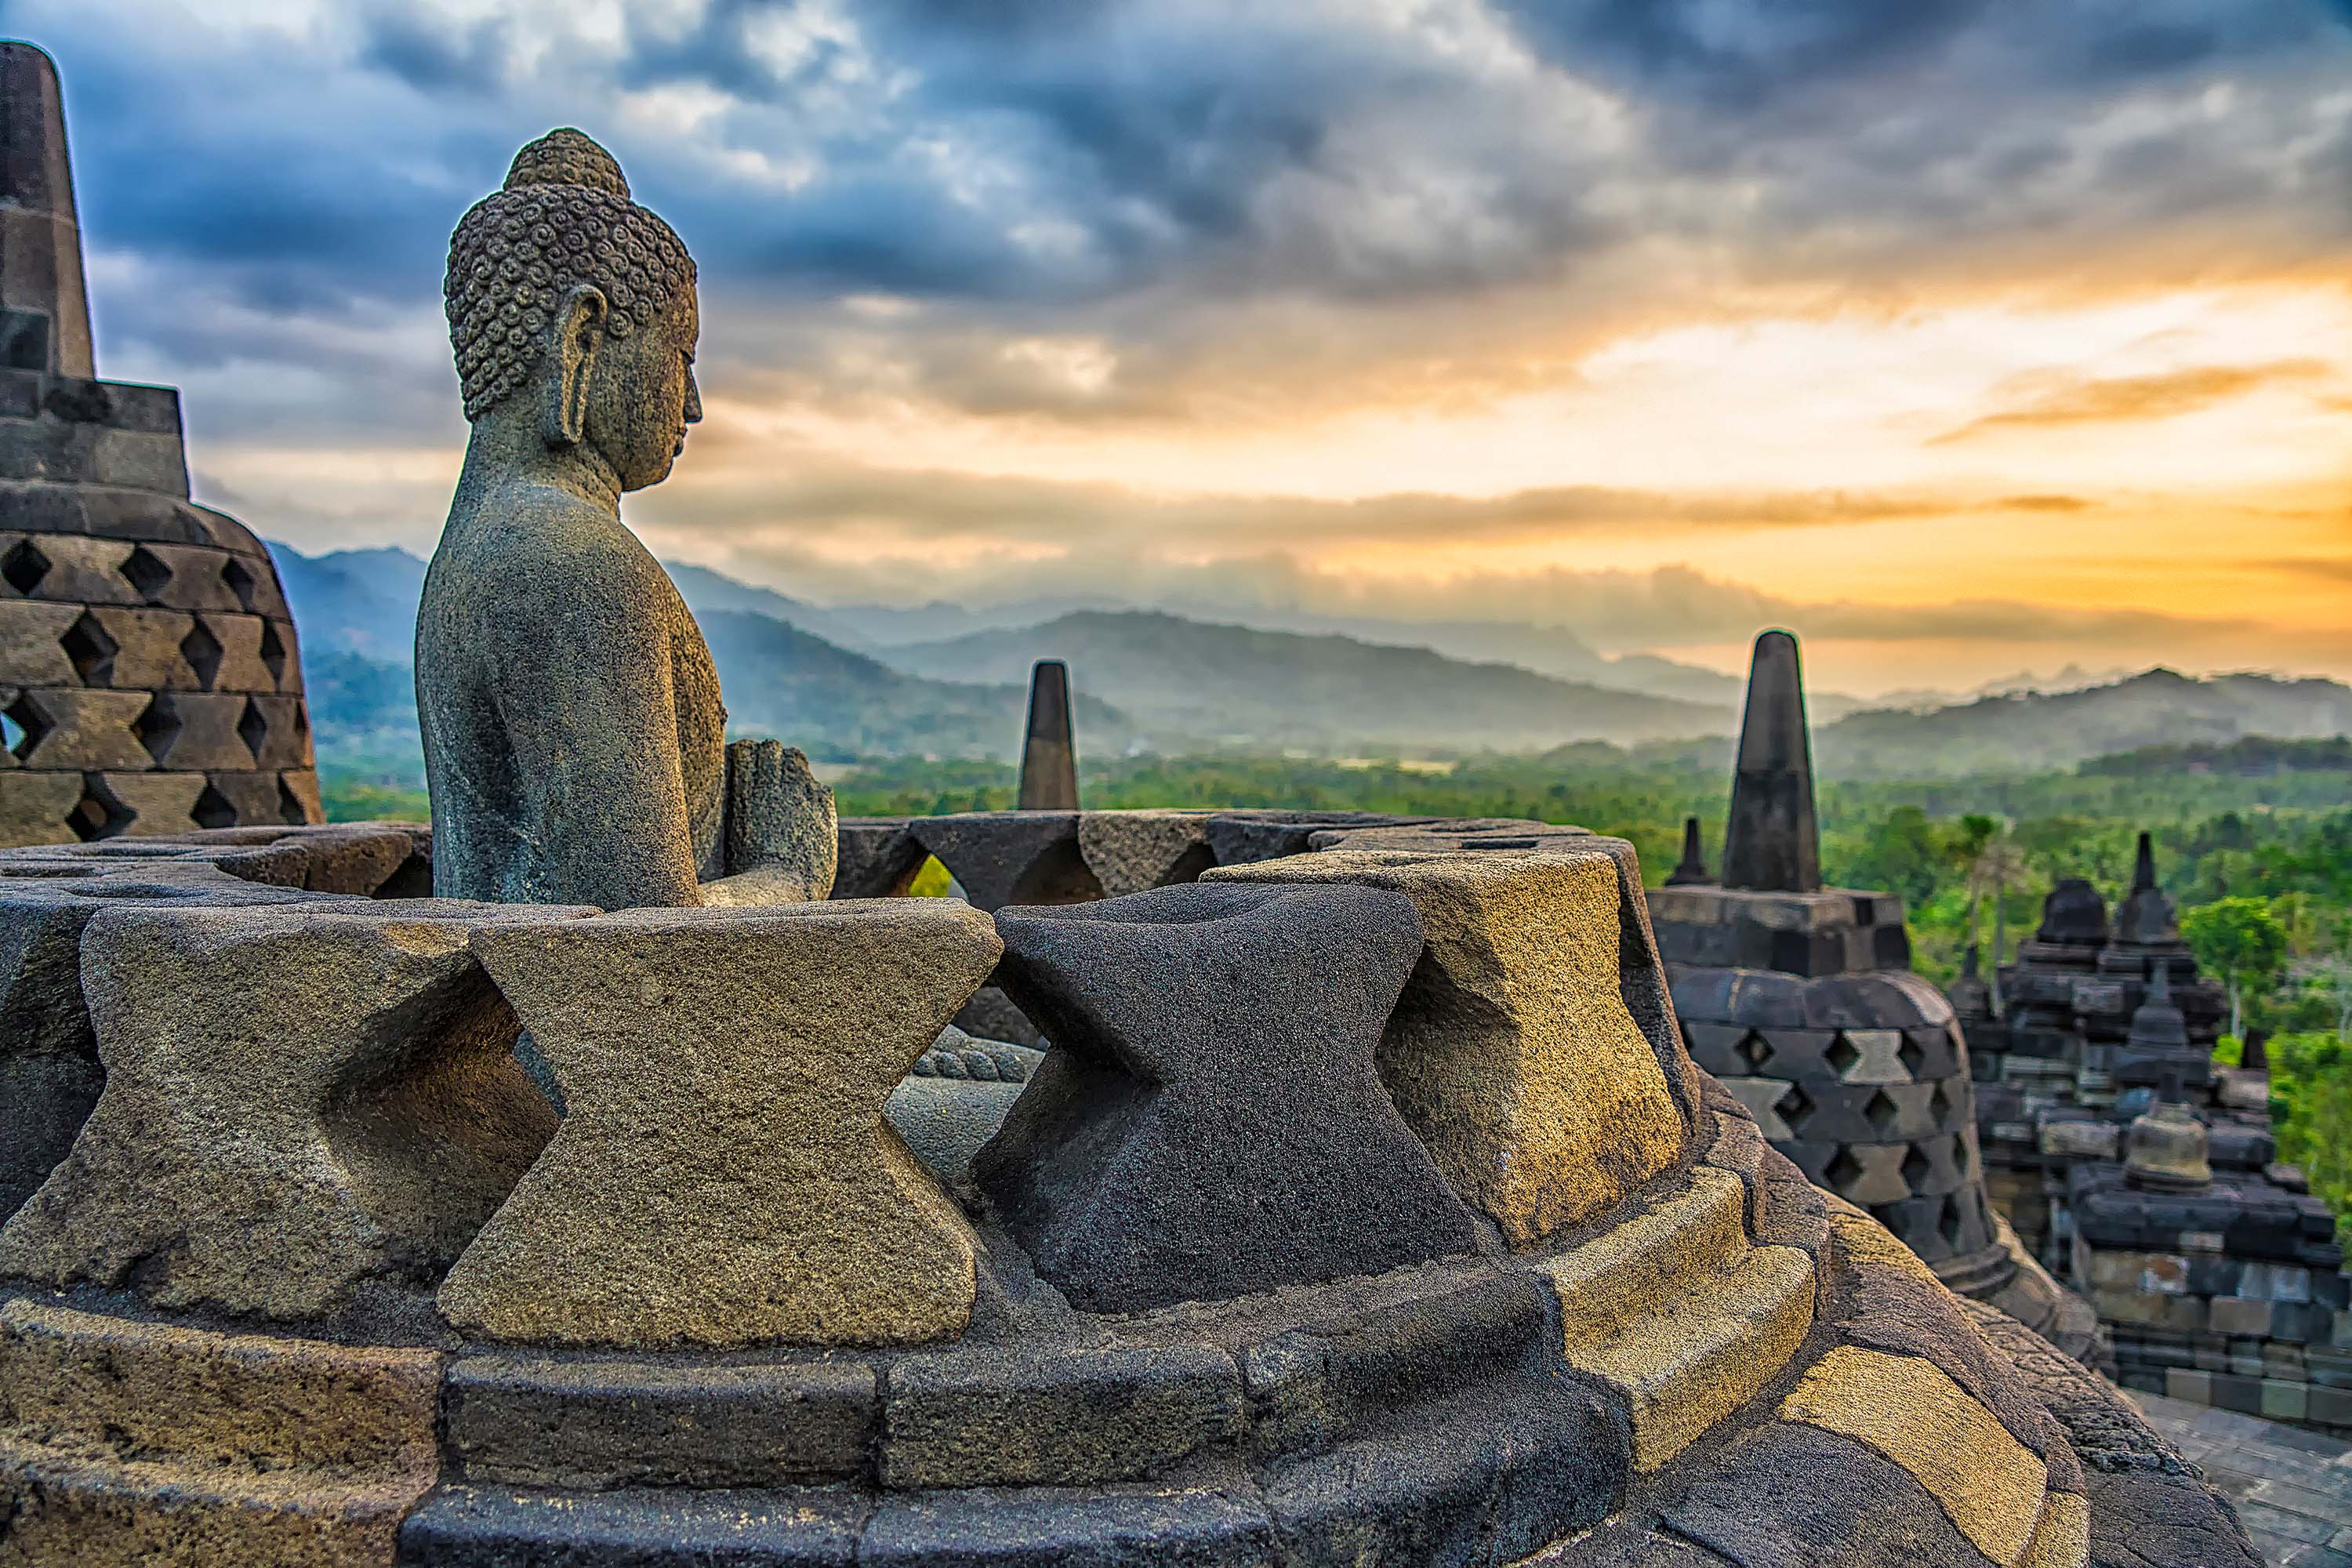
(1968, 829, 2027, 1014)
(2182, 896, 2291, 1038)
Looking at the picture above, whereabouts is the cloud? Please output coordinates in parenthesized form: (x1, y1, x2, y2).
(1932, 358, 2333, 441)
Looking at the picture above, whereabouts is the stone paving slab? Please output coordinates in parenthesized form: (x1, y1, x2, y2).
(2140, 1392, 2352, 1566)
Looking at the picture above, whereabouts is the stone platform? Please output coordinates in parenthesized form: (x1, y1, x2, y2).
(0, 814, 2264, 1566)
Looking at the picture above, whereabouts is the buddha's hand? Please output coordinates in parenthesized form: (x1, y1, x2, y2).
(714, 738, 838, 898)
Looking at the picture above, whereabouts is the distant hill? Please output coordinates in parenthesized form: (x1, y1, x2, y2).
(1813, 670, 2352, 779)
(881, 610, 1733, 750)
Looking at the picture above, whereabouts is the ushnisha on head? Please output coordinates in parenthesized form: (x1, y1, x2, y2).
(444, 129, 702, 492)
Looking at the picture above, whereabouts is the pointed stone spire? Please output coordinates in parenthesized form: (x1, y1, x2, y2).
(1719, 630, 1820, 893)
(2131, 829, 2157, 894)
(2114, 829, 2180, 946)
(0, 42, 93, 377)
(1665, 815, 1710, 885)
(1015, 659, 1078, 811)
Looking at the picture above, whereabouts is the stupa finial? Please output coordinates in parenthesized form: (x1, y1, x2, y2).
(1017, 659, 1079, 811)
(2132, 830, 2157, 894)
(1665, 815, 1711, 885)
(0, 42, 93, 376)
(1719, 629, 1821, 893)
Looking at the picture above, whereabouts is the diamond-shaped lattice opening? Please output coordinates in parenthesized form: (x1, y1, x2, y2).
(1900, 1143, 1932, 1192)
(1825, 1033, 1861, 1078)
(120, 546, 172, 604)
(191, 781, 238, 830)
(1778, 1083, 1814, 1131)
(60, 611, 118, 687)
(1898, 1033, 1927, 1077)
(3, 692, 47, 761)
(1940, 1196, 1967, 1250)
(1864, 1088, 1900, 1137)
(1737, 1031, 1770, 1071)
(132, 695, 182, 766)
(276, 776, 307, 824)
(179, 620, 223, 688)
(220, 557, 259, 614)
(257, 621, 287, 685)
(1823, 1148, 1864, 1200)
(1, 539, 49, 596)
(66, 775, 135, 842)
(237, 697, 268, 761)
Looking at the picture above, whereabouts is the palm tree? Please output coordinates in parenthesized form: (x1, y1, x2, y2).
(1969, 830, 2027, 1017)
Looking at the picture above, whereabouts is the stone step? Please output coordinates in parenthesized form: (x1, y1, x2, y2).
(0, 1442, 415, 1566)
(0, 1298, 440, 1476)
(1540, 1167, 1819, 1470)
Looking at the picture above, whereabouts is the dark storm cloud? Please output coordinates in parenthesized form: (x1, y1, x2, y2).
(24, 0, 2352, 438)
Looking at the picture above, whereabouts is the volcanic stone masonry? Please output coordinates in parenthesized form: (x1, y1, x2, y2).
(1962, 833, 2352, 1436)
(0, 42, 321, 846)
(1646, 630, 2102, 1361)
(0, 58, 2278, 1568)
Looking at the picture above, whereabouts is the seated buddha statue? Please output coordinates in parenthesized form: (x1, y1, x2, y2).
(417, 129, 833, 909)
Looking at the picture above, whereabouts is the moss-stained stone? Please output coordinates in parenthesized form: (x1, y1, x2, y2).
(1541, 1167, 1817, 1470)
(0, 1300, 441, 1566)
(1826, 1199, 1941, 1286)
(2021, 1489, 2090, 1568)
(1780, 1345, 2049, 1566)
(441, 899, 999, 1349)
(1204, 848, 1684, 1247)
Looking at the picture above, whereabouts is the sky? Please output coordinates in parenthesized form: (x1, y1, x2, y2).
(17, 0, 2352, 695)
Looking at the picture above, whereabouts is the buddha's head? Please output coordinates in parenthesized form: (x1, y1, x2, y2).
(445, 129, 700, 492)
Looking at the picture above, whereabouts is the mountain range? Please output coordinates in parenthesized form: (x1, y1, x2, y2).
(269, 544, 2352, 779)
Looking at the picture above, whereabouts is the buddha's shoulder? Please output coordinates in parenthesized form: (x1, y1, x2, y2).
(436, 491, 671, 604)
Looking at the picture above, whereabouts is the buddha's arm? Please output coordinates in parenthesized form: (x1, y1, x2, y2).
(490, 568, 703, 909)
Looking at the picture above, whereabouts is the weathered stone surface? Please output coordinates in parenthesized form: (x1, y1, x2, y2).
(862, 1484, 1276, 1568)
(1077, 807, 1214, 894)
(0, 901, 569, 1319)
(0, 45, 93, 380)
(910, 810, 1102, 911)
(834, 817, 929, 898)
(1017, 657, 1079, 811)
(1780, 1345, 2052, 1564)
(975, 881, 1483, 1311)
(1663, 1419, 1991, 1568)
(1720, 628, 1821, 893)
(442, 898, 999, 1348)
(882, 1345, 1246, 1487)
(1206, 848, 1686, 1246)
(0, 1298, 441, 1568)
(445, 1351, 875, 1489)
(1541, 1167, 1817, 1470)
(402, 1483, 866, 1567)
(720, 736, 837, 898)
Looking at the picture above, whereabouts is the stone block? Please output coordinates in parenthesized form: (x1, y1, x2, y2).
(0, 900, 568, 1319)
(0, 768, 84, 846)
(720, 737, 835, 896)
(833, 818, 927, 899)
(445, 1352, 876, 1489)
(1077, 808, 1214, 894)
(441, 899, 999, 1348)
(862, 1484, 1276, 1568)
(278, 768, 324, 824)
(2262, 1377, 2310, 1421)
(975, 881, 1481, 1311)
(242, 693, 310, 770)
(1780, 1344, 2049, 1566)
(910, 810, 1101, 910)
(11, 687, 149, 768)
(2, 531, 138, 604)
(91, 770, 209, 835)
(1664, 1421, 1988, 1568)
(1541, 1167, 1817, 1470)
(401, 1484, 866, 1567)
(1205, 848, 1685, 1247)
(91, 427, 187, 495)
(0, 597, 81, 686)
(0, 1300, 442, 1568)
(882, 1345, 1246, 1488)
(2211, 1296, 2274, 1337)
(129, 691, 251, 769)
(178, 612, 277, 692)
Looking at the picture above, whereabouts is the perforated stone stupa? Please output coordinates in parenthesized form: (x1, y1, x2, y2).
(0, 43, 319, 847)
(1648, 630, 2100, 1360)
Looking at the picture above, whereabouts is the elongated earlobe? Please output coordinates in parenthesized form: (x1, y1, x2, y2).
(543, 285, 608, 449)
